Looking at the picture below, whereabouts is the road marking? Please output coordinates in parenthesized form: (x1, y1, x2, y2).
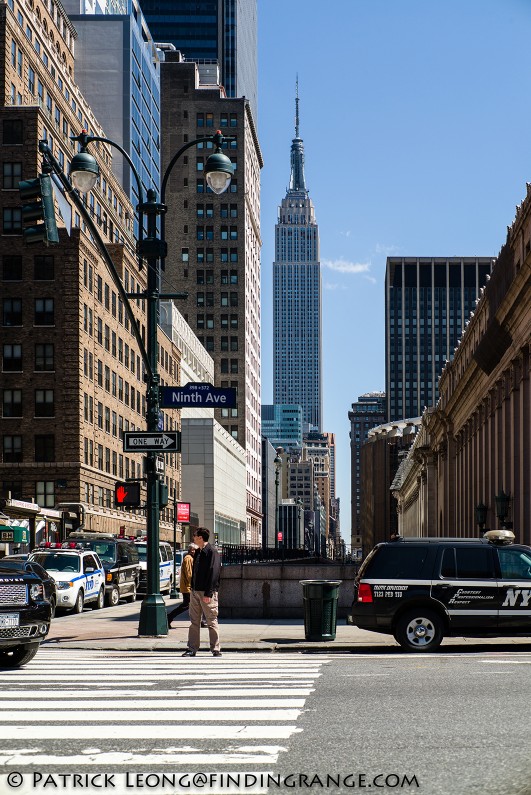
(0, 698, 306, 709)
(0, 724, 302, 740)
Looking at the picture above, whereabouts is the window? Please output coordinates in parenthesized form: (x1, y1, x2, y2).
(205, 336, 214, 351)
(36, 480, 54, 508)
(2, 389, 22, 417)
(3, 207, 22, 233)
(181, 248, 189, 262)
(498, 548, 531, 580)
(3, 299, 22, 326)
(34, 298, 54, 325)
(3, 343, 22, 371)
(3, 162, 22, 189)
(35, 388, 54, 417)
(2, 255, 22, 280)
(35, 343, 54, 371)
(196, 314, 205, 329)
(34, 255, 54, 280)
(365, 546, 429, 579)
(196, 292, 205, 307)
(35, 434, 54, 462)
(230, 359, 238, 374)
(3, 435, 22, 463)
(3, 119, 22, 145)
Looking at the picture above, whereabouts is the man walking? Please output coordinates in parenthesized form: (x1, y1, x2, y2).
(182, 527, 222, 657)
(167, 543, 197, 627)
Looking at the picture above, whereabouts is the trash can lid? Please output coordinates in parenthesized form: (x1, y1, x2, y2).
(299, 580, 342, 585)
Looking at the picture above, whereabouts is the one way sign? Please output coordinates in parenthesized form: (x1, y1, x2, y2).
(123, 431, 181, 453)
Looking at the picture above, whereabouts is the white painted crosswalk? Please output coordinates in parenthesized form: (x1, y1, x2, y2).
(0, 648, 330, 787)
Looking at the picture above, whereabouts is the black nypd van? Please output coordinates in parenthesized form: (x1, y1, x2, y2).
(67, 532, 139, 606)
(347, 530, 531, 652)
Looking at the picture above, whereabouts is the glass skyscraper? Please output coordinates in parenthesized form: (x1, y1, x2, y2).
(385, 257, 493, 422)
(137, 0, 258, 124)
(273, 91, 322, 431)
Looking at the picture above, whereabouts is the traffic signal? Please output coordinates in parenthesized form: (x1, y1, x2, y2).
(114, 481, 141, 508)
(19, 173, 59, 245)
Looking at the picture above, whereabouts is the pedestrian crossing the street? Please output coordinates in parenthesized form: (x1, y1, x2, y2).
(0, 649, 330, 787)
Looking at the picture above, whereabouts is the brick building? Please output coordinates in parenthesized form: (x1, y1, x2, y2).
(159, 53, 263, 544)
(0, 0, 181, 541)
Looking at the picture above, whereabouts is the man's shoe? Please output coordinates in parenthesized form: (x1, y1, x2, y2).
(181, 649, 196, 657)
(201, 621, 208, 628)
(212, 650, 222, 657)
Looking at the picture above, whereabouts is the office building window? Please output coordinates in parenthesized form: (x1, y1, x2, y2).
(34, 298, 54, 325)
(35, 388, 54, 416)
(3, 343, 22, 371)
(2, 255, 22, 280)
(3, 435, 22, 463)
(3, 389, 22, 417)
(3, 207, 22, 233)
(3, 162, 21, 189)
(36, 480, 55, 508)
(34, 255, 54, 280)
(35, 434, 54, 462)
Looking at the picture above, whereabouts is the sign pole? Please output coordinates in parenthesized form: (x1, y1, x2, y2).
(170, 489, 178, 599)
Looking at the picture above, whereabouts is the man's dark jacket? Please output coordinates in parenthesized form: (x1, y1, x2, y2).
(191, 543, 221, 597)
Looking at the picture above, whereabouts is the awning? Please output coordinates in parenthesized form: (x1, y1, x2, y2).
(0, 526, 30, 543)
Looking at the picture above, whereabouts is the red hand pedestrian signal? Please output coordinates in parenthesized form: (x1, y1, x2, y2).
(114, 481, 141, 508)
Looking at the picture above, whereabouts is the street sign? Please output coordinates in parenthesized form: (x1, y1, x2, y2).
(123, 431, 181, 452)
(155, 454, 165, 475)
(114, 482, 141, 508)
(160, 382, 237, 409)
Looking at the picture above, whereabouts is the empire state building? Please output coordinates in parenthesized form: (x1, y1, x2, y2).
(273, 89, 322, 431)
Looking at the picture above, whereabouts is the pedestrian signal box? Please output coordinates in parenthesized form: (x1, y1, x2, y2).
(114, 481, 141, 508)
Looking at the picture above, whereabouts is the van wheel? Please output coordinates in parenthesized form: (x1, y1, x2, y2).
(394, 609, 444, 652)
(73, 590, 84, 614)
(124, 584, 137, 603)
(106, 586, 120, 607)
(93, 586, 105, 610)
(49, 597, 56, 618)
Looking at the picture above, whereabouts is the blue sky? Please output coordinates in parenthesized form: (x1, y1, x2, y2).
(257, 0, 531, 539)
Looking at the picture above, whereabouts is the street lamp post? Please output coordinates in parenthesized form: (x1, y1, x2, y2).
(169, 489, 178, 599)
(274, 448, 283, 550)
(475, 502, 488, 535)
(37, 130, 233, 637)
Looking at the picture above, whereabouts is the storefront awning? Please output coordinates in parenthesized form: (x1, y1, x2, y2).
(0, 526, 30, 543)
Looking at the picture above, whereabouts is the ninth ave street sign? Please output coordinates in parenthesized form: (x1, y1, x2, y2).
(160, 382, 237, 409)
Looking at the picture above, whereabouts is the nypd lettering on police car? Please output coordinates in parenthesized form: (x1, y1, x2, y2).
(502, 588, 531, 607)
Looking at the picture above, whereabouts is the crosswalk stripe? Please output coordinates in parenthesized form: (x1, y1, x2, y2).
(0, 698, 305, 709)
(0, 724, 302, 740)
(0, 688, 314, 697)
(0, 649, 329, 770)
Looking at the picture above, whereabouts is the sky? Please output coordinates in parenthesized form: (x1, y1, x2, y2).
(257, 0, 531, 539)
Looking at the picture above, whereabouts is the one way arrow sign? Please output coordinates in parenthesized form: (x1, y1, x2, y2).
(123, 431, 181, 453)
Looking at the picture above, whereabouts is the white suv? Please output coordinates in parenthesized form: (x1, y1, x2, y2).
(30, 544, 106, 613)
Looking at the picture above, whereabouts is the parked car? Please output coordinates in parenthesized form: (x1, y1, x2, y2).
(347, 529, 531, 652)
(0, 560, 52, 667)
(66, 533, 139, 606)
(0, 555, 57, 616)
(29, 545, 105, 613)
(134, 540, 174, 595)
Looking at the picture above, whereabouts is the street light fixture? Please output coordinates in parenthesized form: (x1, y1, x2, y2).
(495, 490, 511, 529)
(475, 502, 488, 534)
(36, 128, 234, 637)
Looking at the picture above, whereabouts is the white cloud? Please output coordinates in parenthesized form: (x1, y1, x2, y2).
(322, 258, 371, 274)
(375, 243, 399, 256)
(323, 281, 347, 291)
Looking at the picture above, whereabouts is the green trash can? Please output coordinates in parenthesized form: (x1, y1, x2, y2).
(300, 579, 342, 641)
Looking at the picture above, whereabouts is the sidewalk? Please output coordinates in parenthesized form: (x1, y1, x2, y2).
(42, 595, 531, 653)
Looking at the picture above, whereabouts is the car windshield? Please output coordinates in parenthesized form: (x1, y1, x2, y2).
(31, 553, 81, 574)
(89, 544, 115, 564)
(135, 544, 147, 562)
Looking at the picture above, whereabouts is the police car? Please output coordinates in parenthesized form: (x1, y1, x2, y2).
(347, 530, 531, 652)
(29, 543, 106, 613)
(134, 540, 174, 595)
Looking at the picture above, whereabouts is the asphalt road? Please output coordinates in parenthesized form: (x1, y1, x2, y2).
(1, 648, 530, 795)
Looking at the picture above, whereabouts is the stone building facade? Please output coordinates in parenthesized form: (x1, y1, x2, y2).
(393, 186, 531, 544)
(0, 0, 181, 539)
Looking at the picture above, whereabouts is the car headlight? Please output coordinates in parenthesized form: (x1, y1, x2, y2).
(56, 581, 74, 590)
(30, 583, 44, 600)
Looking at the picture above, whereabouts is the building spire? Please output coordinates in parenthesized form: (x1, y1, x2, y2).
(289, 76, 307, 192)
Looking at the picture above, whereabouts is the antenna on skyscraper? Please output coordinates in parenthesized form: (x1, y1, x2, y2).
(295, 75, 300, 139)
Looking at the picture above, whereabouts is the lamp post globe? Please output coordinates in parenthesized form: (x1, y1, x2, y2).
(69, 150, 100, 193)
(204, 150, 234, 194)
